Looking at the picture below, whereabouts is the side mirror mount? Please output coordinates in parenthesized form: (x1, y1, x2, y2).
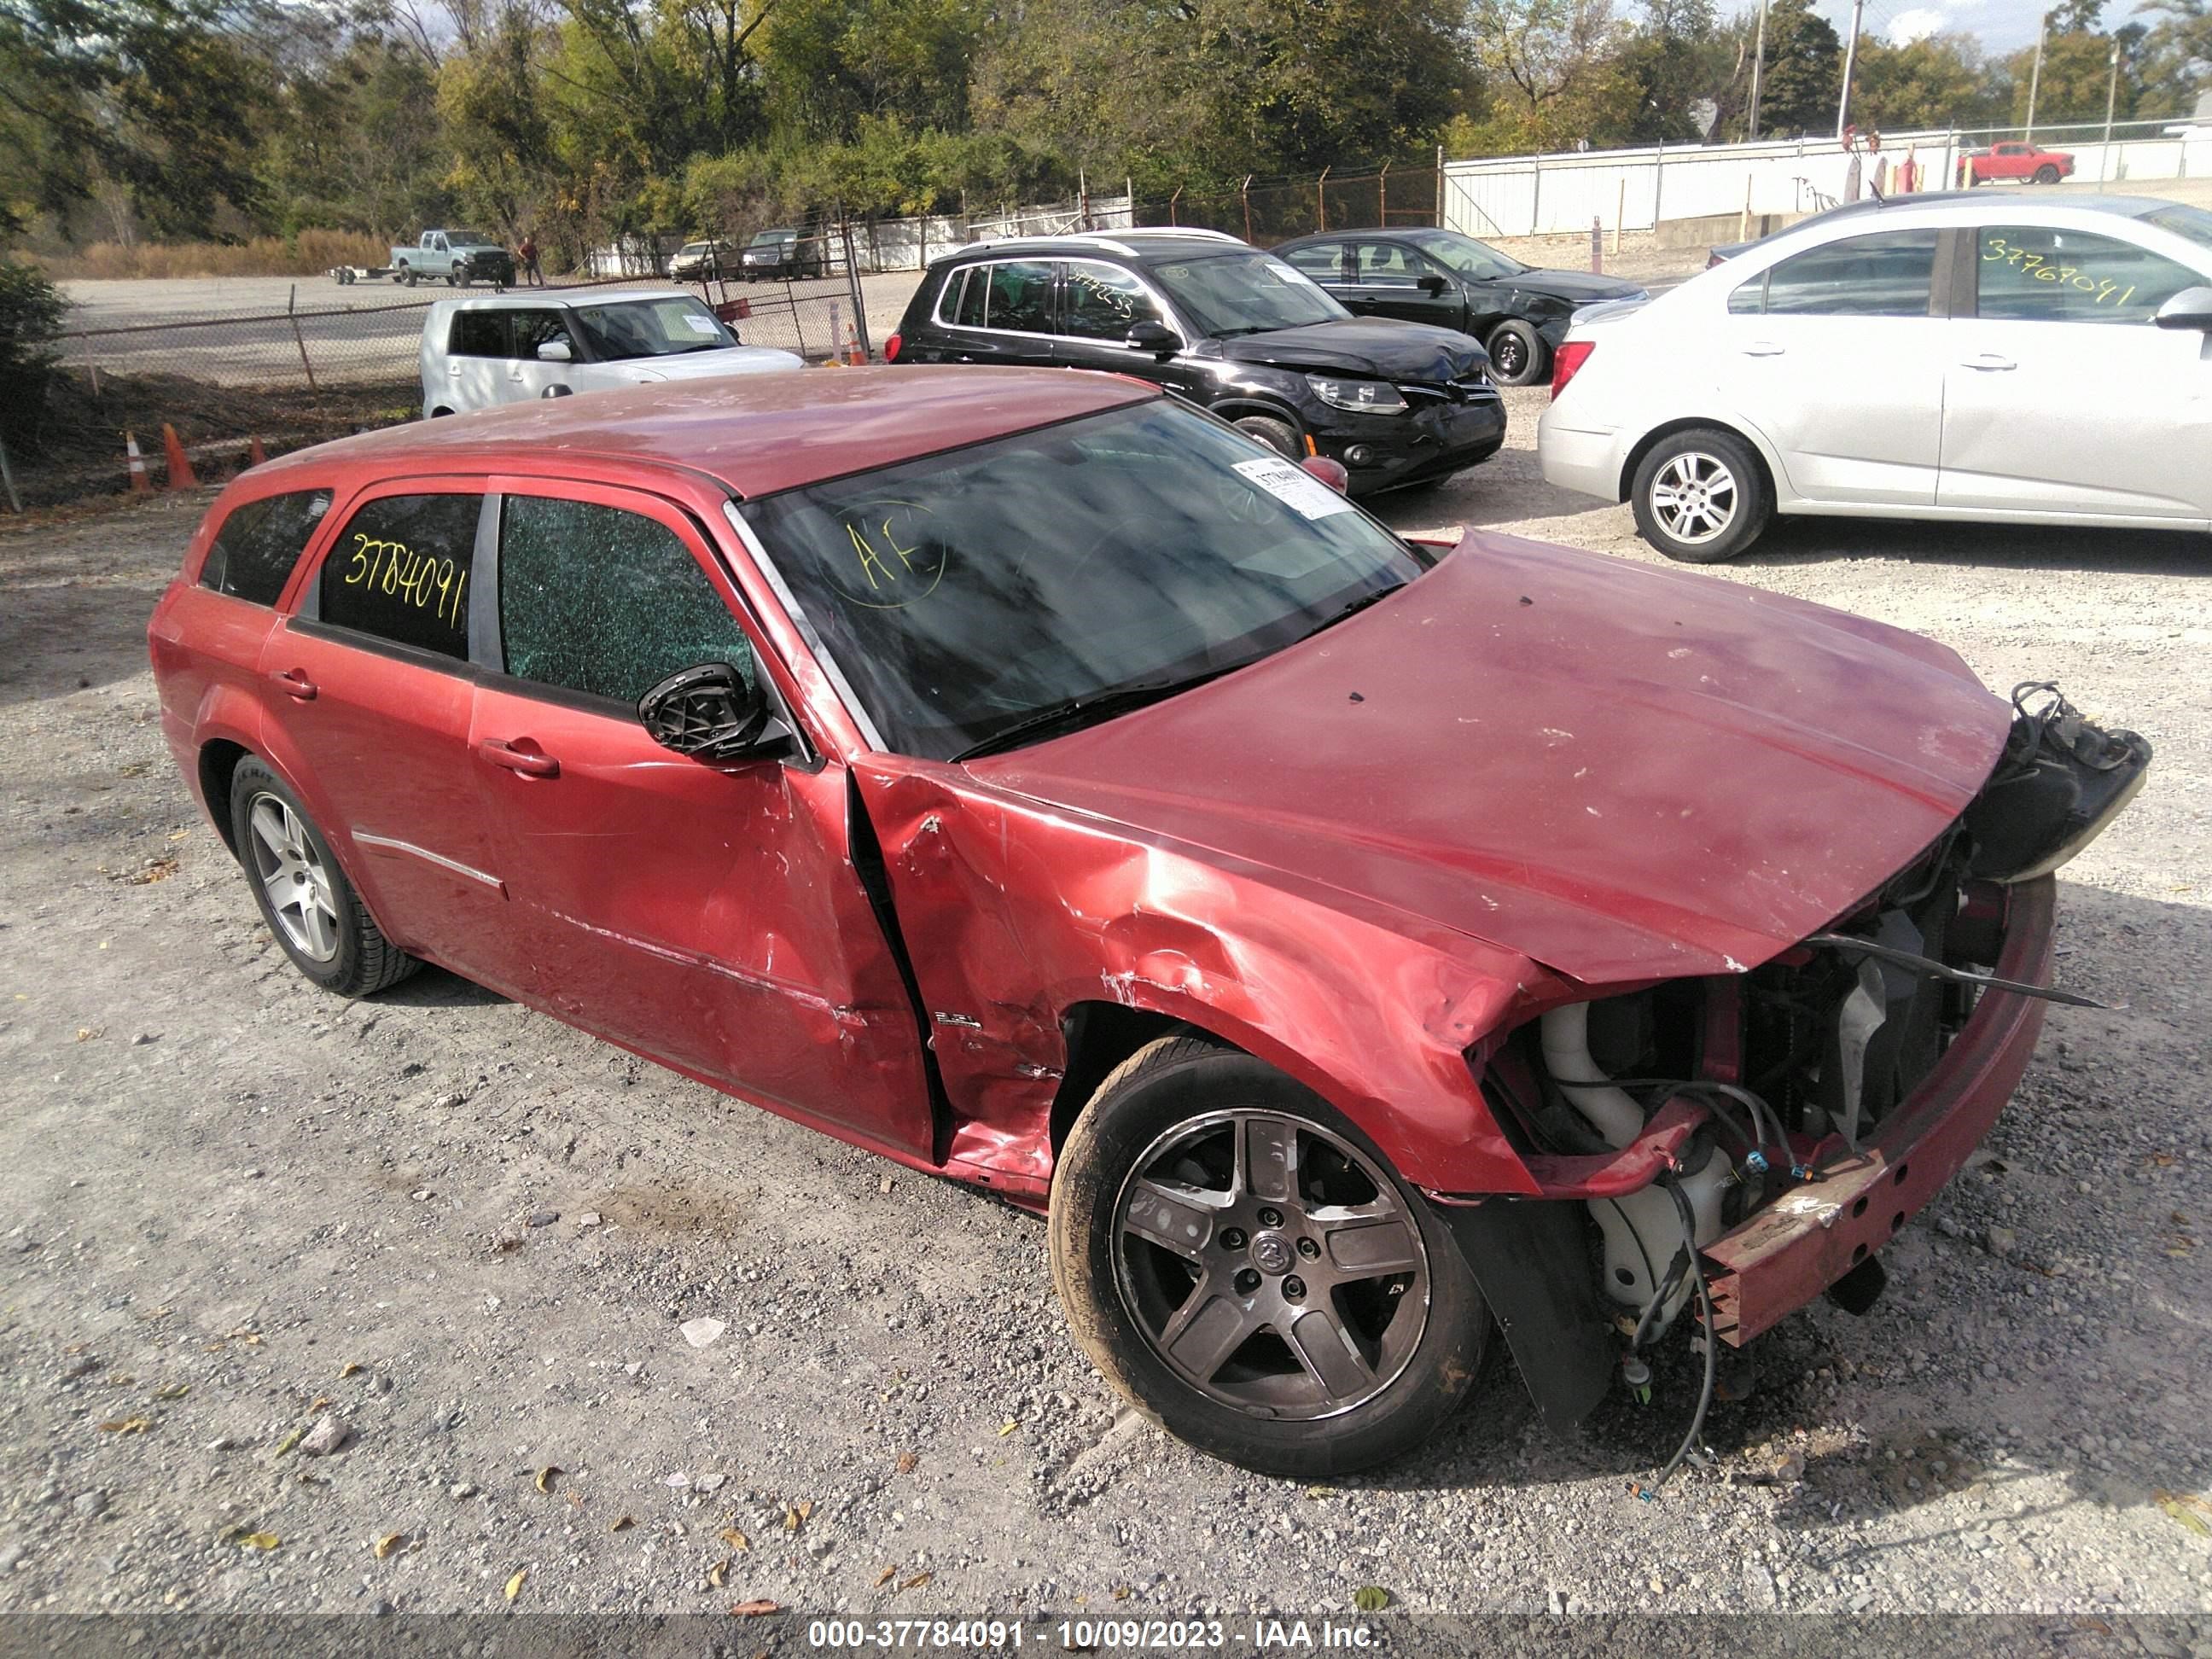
(638, 662, 792, 762)
(2153, 285, 2212, 332)
(1126, 320, 1179, 357)
(536, 339, 573, 362)
(1417, 273, 1449, 296)
(1299, 454, 1351, 492)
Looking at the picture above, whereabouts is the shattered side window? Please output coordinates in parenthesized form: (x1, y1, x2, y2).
(497, 496, 757, 706)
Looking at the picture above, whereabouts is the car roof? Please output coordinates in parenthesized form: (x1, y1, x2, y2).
(926, 228, 1250, 268)
(253, 365, 1159, 499)
(436, 285, 696, 311)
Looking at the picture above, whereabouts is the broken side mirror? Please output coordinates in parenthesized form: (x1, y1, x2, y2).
(638, 662, 792, 763)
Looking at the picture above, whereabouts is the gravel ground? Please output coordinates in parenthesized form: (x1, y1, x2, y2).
(1, 390, 2209, 1631)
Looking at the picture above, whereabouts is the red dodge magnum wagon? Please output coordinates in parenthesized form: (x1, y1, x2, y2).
(149, 369, 2147, 1476)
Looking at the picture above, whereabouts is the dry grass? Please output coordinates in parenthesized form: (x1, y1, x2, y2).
(38, 230, 393, 281)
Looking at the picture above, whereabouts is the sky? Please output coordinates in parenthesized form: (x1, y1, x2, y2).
(1808, 0, 2159, 54)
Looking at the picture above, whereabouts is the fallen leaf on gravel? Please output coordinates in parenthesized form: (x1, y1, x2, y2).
(729, 1600, 779, 1617)
(373, 1533, 404, 1560)
(1305, 1484, 1337, 1499)
(719, 1527, 749, 1551)
(151, 1383, 189, 1400)
(1353, 1586, 1391, 1612)
(611, 1516, 634, 1533)
(535, 1465, 562, 1494)
(274, 1426, 305, 1457)
(237, 1533, 280, 1551)
(106, 1373, 136, 1386)
(997, 1420, 1018, 1437)
(707, 1557, 730, 1588)
(168, 829, 189, 841)
(2155, 1491, 2212, 1537)
(876, 1566, 897, 1587)
(308, 1395, 331, 1412)
(96, 1417, 153, 1434)
(894, 1452, 918, 1475)
(125, 858, 178, 885)
(899, 1573, 931, 1592)
(504, 1569, 528, 1602)
(1112, 1586, 1132, 1601)
(227, 1329, 264, 1345)
(782, 1506, 802, 1533)
(340, 1362, 364, 1378)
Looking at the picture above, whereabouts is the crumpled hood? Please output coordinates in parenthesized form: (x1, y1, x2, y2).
(1216, 318, 1485, 381)
(1511, 268, 1646, 304)
(969, 533, 2013, 985)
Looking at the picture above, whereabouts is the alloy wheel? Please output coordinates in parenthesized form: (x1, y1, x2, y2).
(1648, 450, 1740, 546)
(246, 793, 341, 962)
(1111, 1109, 1431, 1420)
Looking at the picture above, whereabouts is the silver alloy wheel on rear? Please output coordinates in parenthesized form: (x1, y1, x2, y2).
(1647, 450, 1740, 546)
(1111, 1109, 1431, 1421)
(246, 793, 340, 962)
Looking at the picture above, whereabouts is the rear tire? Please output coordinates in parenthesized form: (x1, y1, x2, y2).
(1485, 319, 1547, 387)
(1630, 426, 1772, 563)
(227, 759, 421, 999)
(1049, 1035, 1489, 1477)
(1231, 415, 1301, 461)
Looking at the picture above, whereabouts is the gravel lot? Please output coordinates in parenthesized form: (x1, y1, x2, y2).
(1, 383, 2209, 1633)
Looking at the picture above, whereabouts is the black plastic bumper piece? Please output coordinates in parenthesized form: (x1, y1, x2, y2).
(1437, 1196, 1615, 1435)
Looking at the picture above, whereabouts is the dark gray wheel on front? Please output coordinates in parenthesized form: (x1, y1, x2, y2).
(1485, 318, 1546, 386)
(1050, 1035, 1488, 1476)
(1231, 415, 1301, 461)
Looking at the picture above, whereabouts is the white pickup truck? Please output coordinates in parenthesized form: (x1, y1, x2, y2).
(388, 230, 515, 288)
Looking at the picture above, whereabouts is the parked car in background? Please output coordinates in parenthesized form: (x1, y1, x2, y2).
(150, 368, 2145, 1477)
(1272, 228, 1646, 386)
(740, 227, 825, 281)
(420, 288, 800, 416)
(1965, 142, 2075, 185)
(391, 230, 515, 288)
(888, 228, 1505, 495)
(670, 238, 736, 282)
(1540, 191, 2212, 562)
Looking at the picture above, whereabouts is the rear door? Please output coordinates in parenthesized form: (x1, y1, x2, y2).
(1715, 228, 1949, 506)
(1938, 221, 2212, 521)
(502, 307, 577, 402)
(1337, 240, 1464, 330)
(466, 480, 935, 1151)
(929, 259, 1060, 367)
(259, 482, 519, 988)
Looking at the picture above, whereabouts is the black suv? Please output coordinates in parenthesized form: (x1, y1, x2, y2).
(1272, 228, 1646, 386)
(886, 229, 1505, 495)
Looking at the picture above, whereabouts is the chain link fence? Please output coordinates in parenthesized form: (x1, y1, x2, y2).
(1131, 167, 1441, 247)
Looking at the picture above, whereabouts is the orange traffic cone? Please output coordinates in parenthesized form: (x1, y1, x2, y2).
(160, 423, 198, 491)
(125, 431, 151, 494)
(247, 435, 268, 467)
(844, 320, 865, 365)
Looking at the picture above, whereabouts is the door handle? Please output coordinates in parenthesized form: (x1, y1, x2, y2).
(477, 738, 559, 778)
(1961, 353, 2017, 371)
(266, 667, 317, 701)
(1740, 341, 1787, 358)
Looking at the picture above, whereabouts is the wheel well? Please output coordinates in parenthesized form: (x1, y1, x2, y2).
(198, 740, 250, 859)
(1208, 398, 1304, 438)
(1619, 417, 1775, 504)
(1047, 1003, 1195, 1153)
(430, 406, 453, 417)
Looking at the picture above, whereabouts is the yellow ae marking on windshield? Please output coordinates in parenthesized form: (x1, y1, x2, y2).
(847, 516, 921, 591)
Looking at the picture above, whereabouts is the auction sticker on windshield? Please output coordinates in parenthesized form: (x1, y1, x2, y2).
(1234, 457, 1356, 521)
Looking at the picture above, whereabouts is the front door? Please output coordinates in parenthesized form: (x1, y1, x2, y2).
(1714, 227, 1948, 506)
(1049, 258, 1210, 400)
(1939, 222, 2212, 521)
(442, 310, 508, 412)
(466, 480, 934, 1152)
(501, 307, 577, 403)
(261, 484, 517, 987)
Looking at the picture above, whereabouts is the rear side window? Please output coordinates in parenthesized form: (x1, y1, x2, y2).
(948, 260, 1054, 333)
(319, 493, 480, 661)
(448, 312, 507, 357)
(497, 497, 757, 705)
(1728, 230, 1937, 317)
(1281, 244, 1342, 280)
(199, 489, 331, 605)
(1976, 226, 2202, 323)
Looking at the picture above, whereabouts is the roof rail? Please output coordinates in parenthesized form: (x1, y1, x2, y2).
(1097, 226, 1244, 243)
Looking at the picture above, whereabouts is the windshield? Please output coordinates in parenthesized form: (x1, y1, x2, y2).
(569, 296, 737, 360)
(2144, 205, 2212, 253)
(741, 401, 1424, 760)
(749, 230, 795, 248)
(1150, 251, 1348, 337)
(1405, 229, 1528, 281)
(447, 230, 495, 247)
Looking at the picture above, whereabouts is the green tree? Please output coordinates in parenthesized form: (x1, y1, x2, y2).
(1751, 0, 1842, 137)
(1851, 32, 2001, 131)
(2135, 0, 2210, 117)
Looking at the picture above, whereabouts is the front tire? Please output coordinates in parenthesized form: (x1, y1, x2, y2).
(1049, 1035, 1489, 1477)
(1630, 426, 1772, 562)
(228, 759, 421, 998)
(2034, 164, 2061, 183)
(1485, 318, 1547, 387)
(1231, 414, 1301, 461)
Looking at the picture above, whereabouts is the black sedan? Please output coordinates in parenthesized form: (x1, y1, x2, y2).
(1272, 228, 1645, 386)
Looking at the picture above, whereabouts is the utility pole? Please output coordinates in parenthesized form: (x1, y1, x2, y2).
(1748, 0, 1769, 141)
(1837, 0, 1866, 138)
(2025, 13, 2048, 141)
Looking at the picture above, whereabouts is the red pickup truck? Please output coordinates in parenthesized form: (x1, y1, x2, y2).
(1964, 141, 2075, 185)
